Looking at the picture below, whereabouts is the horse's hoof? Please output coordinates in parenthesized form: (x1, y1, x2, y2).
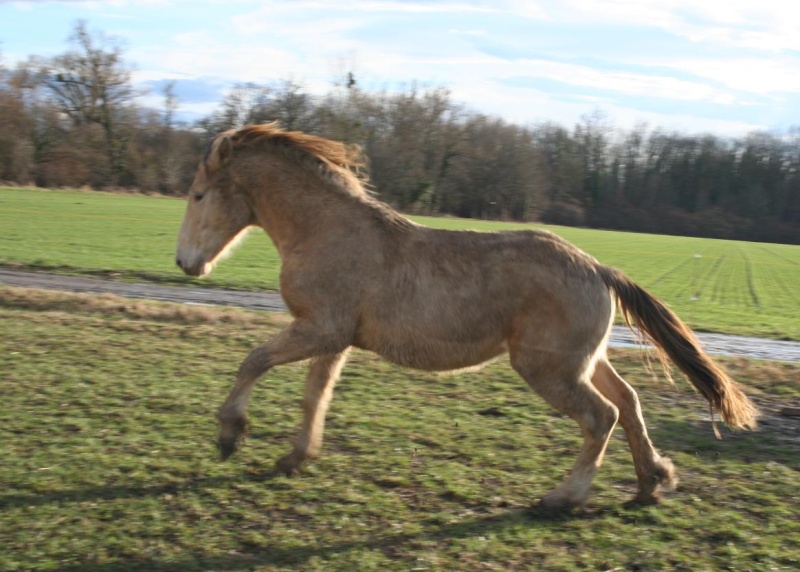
(538, 491, 583, 512)
(218, 438, 238, 461)
(273, 452, 305, 477)
(629, 457, 677, 503)
(217, 416, 249, 461)
(653, 457, 677, 491)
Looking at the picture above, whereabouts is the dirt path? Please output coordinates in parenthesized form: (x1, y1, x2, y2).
(2, 268, 799, 363)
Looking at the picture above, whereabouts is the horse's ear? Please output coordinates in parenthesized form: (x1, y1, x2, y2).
(207, 134, 234, 172)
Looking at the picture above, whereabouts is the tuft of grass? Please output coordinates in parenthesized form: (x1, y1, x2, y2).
(1, 290, 799, 571)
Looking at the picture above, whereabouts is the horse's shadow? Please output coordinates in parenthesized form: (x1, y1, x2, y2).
(43, 503, 611, 572)
(648, 413, 798, 465)
(0, 473, 245, 510)
(3, 459, 631, 572)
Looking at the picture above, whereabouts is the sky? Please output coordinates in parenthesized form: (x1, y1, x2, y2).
(1, 0, 799, 136)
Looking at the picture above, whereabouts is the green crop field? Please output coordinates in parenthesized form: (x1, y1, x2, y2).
(1, 186, 799, 339)
(1, 288, 798, 571)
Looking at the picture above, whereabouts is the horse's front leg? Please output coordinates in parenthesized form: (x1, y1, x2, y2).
(217, 321, 347, 462)
(274, 349, 350, 476)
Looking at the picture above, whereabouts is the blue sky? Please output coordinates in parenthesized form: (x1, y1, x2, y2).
(2, 0, 799, 135)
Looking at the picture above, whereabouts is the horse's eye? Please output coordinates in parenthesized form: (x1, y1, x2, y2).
(194, 193, 205, 202)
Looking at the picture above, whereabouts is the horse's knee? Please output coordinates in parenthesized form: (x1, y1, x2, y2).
(238, 345, 271, 381)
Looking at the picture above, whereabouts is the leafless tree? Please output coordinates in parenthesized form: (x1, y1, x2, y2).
(41, 20, 139, 183)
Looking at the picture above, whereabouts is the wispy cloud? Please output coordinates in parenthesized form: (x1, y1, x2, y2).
(653, 57, 800, 96)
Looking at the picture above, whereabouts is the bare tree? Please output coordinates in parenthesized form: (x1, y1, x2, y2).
(575, 109, 612, 206)
(41, 20, 138, 184)
(0, 52, 31, 181)
(257, 79, 317, 131)
(162, 80, 178, 131)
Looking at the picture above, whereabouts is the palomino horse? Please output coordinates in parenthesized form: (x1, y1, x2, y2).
(176, 123, 757, 509)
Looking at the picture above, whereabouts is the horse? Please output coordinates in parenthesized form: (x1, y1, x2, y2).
(175, 123, 758, 509)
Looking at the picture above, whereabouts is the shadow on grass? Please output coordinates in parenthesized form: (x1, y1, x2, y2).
(649, 416, 798, 465)
(51, 507, 608, 572)
(0, 472, 264, 510)
(2, 469, 630, 571)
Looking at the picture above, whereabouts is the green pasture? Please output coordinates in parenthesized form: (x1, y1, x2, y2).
(1, 186, 799, 340)
(1, 288, 798, 571)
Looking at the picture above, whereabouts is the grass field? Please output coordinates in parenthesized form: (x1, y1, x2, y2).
(1, 287, 799, 571)
(1, 186, 799, 340)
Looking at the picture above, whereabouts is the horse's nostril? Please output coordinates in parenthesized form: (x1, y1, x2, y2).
(175, 257, 183, 269)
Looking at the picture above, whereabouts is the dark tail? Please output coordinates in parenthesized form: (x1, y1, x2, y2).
(598, 265, 758, 431)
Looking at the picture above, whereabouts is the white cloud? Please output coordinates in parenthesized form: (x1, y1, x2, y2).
(551, 0, 682, 28)
(342, 1, 499, 14)
(598, 103, 765, 136)
(521, 0, 800, 52)
(511, 59, 737, 103)
(231, 10, 362, 39)
(653, 57, 800, 96)
(274, 0, 500, 14)
(347, 50, 740, 105)
(132, 30, 300, 84)
(6, 0, 171, 6)
(447, 28, 488, 36)
(443, 78, 763, 135)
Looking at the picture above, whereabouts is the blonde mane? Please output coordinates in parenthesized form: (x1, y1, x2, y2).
(205, 123, 369, 196)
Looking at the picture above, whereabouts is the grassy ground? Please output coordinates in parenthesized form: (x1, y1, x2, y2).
(2, 287, 799, 571)
(2, 186, 799, 340)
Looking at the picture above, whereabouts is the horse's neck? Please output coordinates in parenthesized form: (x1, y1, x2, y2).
(247, 161, 373, 257)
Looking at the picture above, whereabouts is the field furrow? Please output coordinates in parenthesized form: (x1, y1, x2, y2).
(692, 254, 725, 301)
(739, 246, 761, 307)
(645, 255, 696, 288)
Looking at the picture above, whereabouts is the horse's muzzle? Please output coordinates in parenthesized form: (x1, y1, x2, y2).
(175, 256, 207, 277)
(175, 256, 188, 273)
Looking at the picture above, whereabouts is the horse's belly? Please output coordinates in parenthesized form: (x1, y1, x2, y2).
(355, 331, 508, 371)
(352, 297, 513, 370)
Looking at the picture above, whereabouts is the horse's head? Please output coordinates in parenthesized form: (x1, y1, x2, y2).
(176, 134, 254, 277)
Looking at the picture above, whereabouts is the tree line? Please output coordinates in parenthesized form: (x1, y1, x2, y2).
(1, 22, 798, 244)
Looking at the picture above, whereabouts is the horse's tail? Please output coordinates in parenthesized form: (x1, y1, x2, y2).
(597, 265, 758, 431)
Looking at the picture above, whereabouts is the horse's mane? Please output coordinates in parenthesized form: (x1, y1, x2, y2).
(205, 123, 369, 197)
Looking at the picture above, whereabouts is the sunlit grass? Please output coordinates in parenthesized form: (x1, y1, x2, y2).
(1, 289, 798, 571)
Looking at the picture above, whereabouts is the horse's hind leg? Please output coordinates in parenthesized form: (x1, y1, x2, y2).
(591, 358, 676, 504)
(274, 349, 350, 476)
(511, 350, 619, 510)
